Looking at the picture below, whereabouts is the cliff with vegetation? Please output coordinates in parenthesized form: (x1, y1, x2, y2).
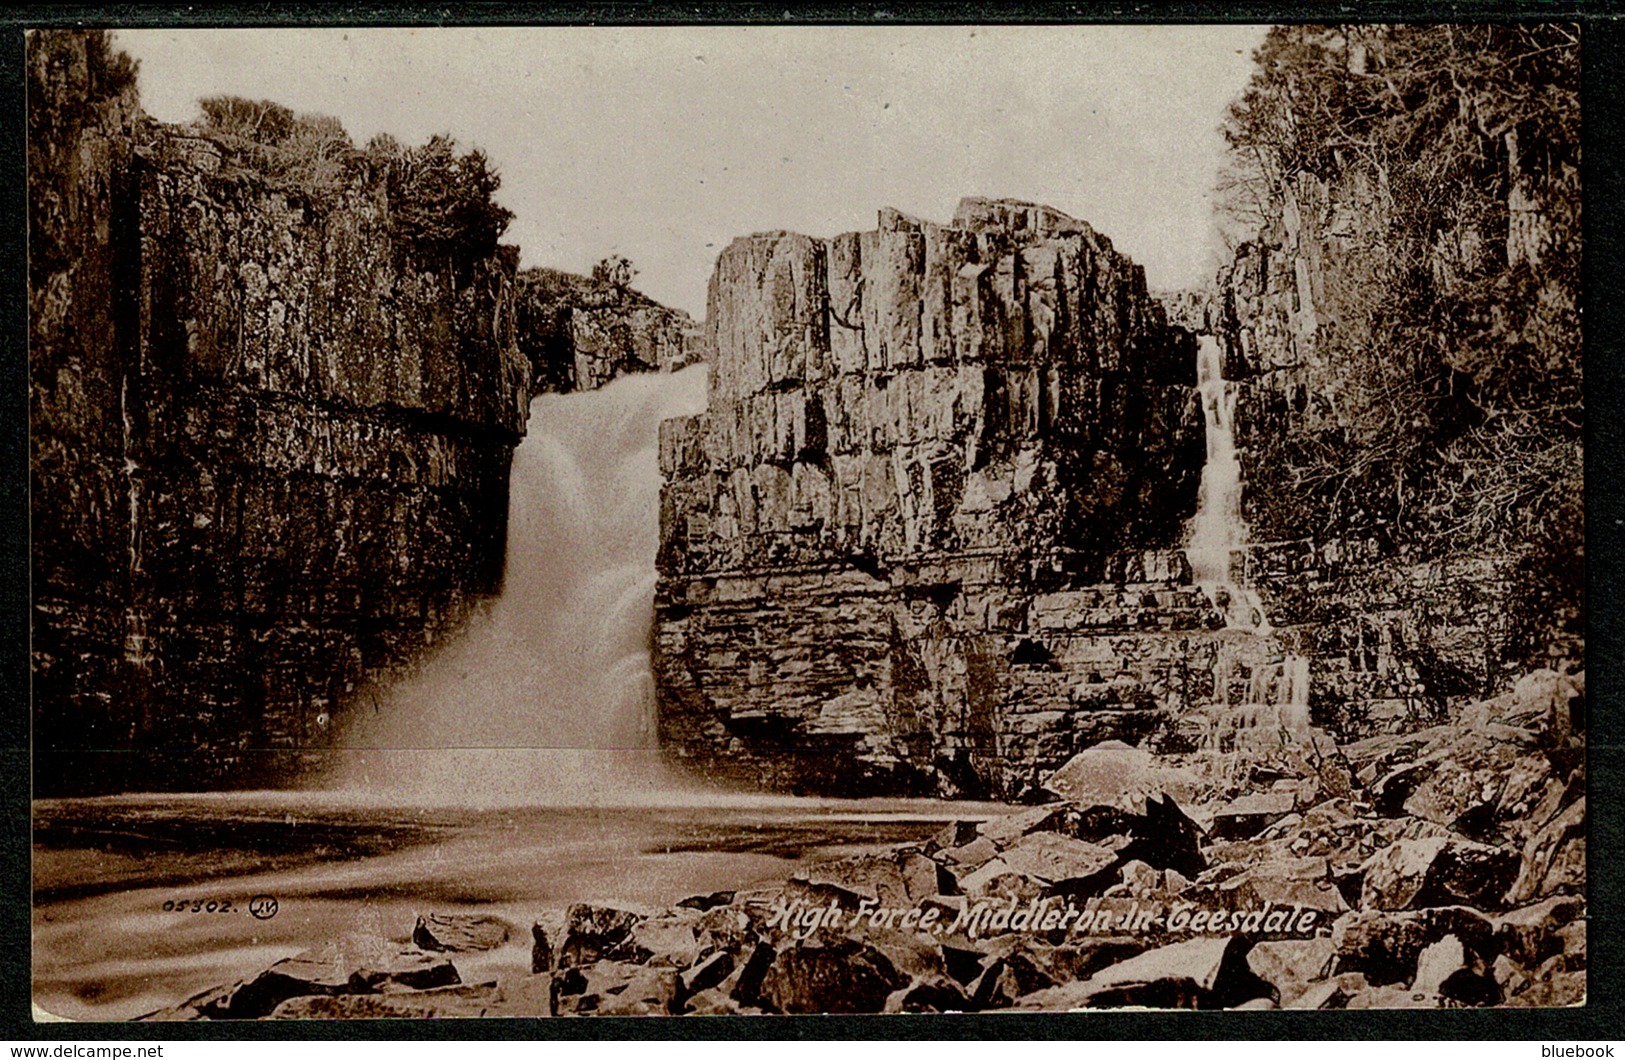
(1207, 24, 1581, 735)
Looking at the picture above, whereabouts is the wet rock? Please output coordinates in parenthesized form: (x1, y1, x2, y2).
(1507, 796, 1586, 904)
(758, 937, 908, 1014)
(1331, 906, 1495, 985)
(1360, 836, 1520, 911)
(558, 903, 649, 967)
(1246, 937, 1334, 1004)
(412, 913, 511, 954)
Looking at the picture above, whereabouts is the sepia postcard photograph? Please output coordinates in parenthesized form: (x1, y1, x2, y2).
(27, 19, 1585, 1023)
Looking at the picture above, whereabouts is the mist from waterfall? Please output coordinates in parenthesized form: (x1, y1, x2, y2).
(332, 365, 713, 805)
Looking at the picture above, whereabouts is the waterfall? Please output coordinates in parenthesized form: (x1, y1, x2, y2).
(1186, 335, 1269, 633)
(332, 365, 711, 804)
(1184, 334, 1310, 734)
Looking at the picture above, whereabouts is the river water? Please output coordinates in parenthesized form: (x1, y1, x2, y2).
(33, 786, 1005, 1021)
(32, 368, 1010, 1021)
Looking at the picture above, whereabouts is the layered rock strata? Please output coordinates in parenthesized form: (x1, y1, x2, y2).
(654, 200, 1216, 798)
(30, 32, 530, 792)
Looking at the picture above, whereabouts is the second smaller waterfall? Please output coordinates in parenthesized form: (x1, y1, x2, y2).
(1186, 335, 1270, 632)
(1184, 334, 1310, 735)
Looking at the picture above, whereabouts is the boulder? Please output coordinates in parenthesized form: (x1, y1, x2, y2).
(794, 849, 945, 907)
(553, 961, 679, 1016)
(884, 973, 971, 1013)
(1493, 894, 1586, 968)
(758, 937, 908, 1014)
(268, 981, 520, 1020)
(629, 909, 703, 968)
(977, 805, 1067, 848)
(1360, 836, 1520, 911)
(557, 903, 649, 967)
(679, 949, 734, 996)
(1012, 935, 1271, 1010)
(1210, 792, 1297, 840)
(1507, 952, 1586, 1007)
(223, 937, 460, 1019)
(994, 831, 1121, 892)
(1196, 854, 1348, 916)
(1331, 906, 1495, 985)
(1507, 796, 1586, 904)
(412, 913, 511, 954)
(1246, 937, 1334, 1004)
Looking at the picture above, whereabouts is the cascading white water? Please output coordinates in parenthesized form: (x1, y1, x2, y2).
(333, 365, 711, 804)
(1186, 335, 1270, 633)
(1184, 334, 1310, 733)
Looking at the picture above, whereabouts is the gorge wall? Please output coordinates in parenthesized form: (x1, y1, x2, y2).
(30, 31, 693, 793)
(651, 199, 1272, 800)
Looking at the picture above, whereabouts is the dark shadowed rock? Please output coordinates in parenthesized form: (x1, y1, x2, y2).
(1360, 836, 1520, 911)
(675, 891, 736, 912)
(884, 973, 971, 1013)
(1493, 894, 1586, 968)
(1013, 935, 1271, 1010)
(758, 937, 907, 1014)
(1331, 906, 1496, 986)
(679, 950, 734, 996)
(413, 913, 511, 954)
(530, 922, 554, 974)
(558, 903, 649, 967)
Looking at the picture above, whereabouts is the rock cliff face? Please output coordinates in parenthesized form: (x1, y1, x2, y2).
(1207, 172, 1540, 735)
(654, 200, 1220, 799)
(30, 31, 530, 792)
(515, 267, 705, 394)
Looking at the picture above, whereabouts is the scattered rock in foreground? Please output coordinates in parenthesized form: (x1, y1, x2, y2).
(142, 673, 1584, 1018)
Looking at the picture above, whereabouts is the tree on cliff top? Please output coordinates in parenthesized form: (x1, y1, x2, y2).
(367, 132, 514, 275)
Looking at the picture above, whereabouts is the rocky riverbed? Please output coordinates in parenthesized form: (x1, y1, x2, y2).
(139, 668, 1584, 1018)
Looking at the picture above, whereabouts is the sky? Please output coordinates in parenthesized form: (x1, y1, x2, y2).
(116, 25, 1269, 318)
